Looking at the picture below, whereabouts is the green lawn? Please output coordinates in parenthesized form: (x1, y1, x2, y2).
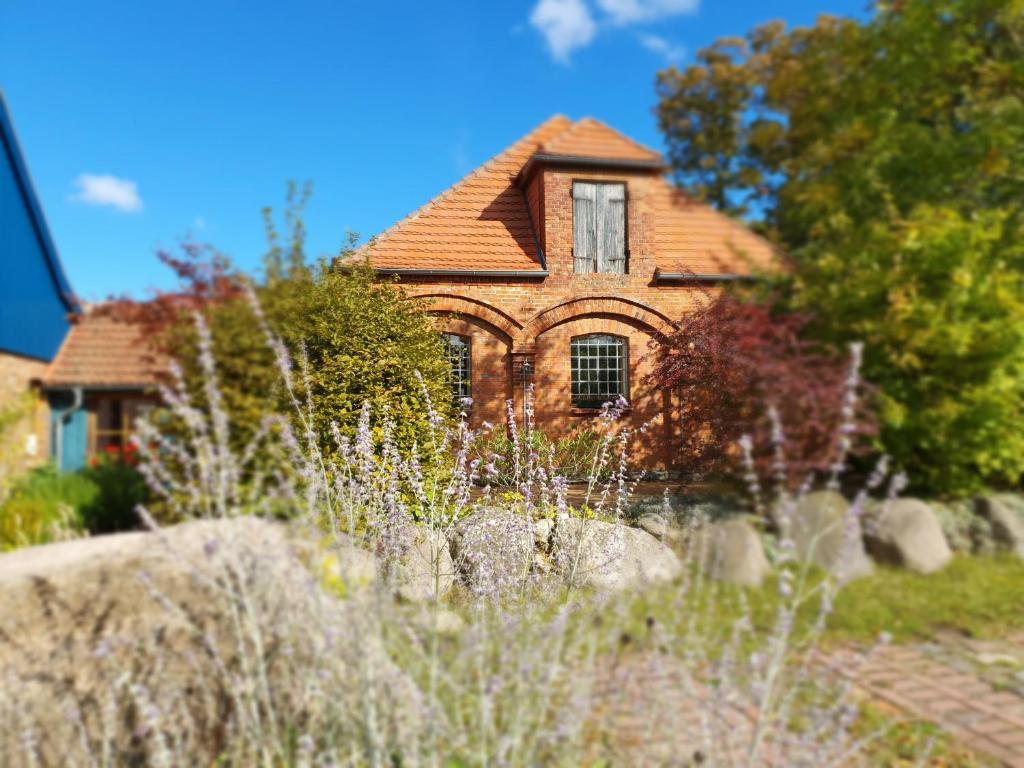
(827, 555, 1024, 643)
(624, 555, 1024, 649)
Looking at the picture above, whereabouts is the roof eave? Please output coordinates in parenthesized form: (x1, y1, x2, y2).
(374, 268, 548, 279)
(654, 269, 759, 283)
(40, 382, 159, 392)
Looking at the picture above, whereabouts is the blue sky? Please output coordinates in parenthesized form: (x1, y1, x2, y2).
(2, 0, 867, 301)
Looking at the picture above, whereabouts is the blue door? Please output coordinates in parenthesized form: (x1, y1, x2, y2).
(50, 393, 87, 472)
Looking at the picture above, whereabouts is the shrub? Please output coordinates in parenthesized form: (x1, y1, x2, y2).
(105, 189, 451, 463)
(477, 419, 612, 487)
(0, 452, 150, 548)
(0, 464, 92, 549)
(80, 451, 149, 533)
(652, 292, 876, 486)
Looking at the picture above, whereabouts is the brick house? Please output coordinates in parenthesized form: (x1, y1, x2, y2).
(39, 310, 164, 472)
(350, 115, 775, 472)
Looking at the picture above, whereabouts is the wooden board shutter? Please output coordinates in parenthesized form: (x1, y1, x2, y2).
(573, 182, 597, 273)
(597, 183, 626, 274)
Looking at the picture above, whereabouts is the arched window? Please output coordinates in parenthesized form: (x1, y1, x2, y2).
(570, 334, 628, 409)
(442, 333, 471, 401)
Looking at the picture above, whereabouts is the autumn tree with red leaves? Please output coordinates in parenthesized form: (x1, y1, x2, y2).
(652, 292, 875, 486)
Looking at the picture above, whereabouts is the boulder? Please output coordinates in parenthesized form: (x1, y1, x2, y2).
(0, 517, 423, 765)
(552, 516, 682, 592)
(397, 527, 456, 602)
(451, 508, 535, 596)
(976, 496, 1024, 557)
(698, 519, 771, 587)
(534, 517, 554, 548)
(864, 499, 952, 574)
(638, 518, 671, 540)
(787, 491, 874, 581)
(930, 499, 983, 553)
(637, 513, 683, 545)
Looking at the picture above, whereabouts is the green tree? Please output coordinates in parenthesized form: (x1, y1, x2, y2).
(656, 0, 1024, 495)
(115, 185, 452, 466)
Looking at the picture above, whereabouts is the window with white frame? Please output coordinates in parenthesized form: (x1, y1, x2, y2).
(570, 334, 627, 409)
(572, 181, 626, 274)
(442, 333, 471, 401)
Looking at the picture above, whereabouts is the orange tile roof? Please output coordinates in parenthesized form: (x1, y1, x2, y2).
(355, 115, 776, 275)
(352, 115, 573, 272)
(540, 117, 663, 163)
(650, 179, 777, 275)
(42, 310, 164, 389)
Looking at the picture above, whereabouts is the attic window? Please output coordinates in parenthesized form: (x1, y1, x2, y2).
(573, 182, 626, 274)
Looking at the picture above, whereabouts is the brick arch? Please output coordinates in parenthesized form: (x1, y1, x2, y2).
(517, 296, 674, 349)
(416, 294, 522, 342)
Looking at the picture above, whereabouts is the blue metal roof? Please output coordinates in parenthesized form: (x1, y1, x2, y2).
(0, 89, 79, 361)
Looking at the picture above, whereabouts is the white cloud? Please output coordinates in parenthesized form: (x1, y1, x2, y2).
(530, 0, 597, 63)
(71, 173, 143, 213)
(638, 33, 685, 63)
(530, 0, 698, 62)
(596, 0, 699, 24)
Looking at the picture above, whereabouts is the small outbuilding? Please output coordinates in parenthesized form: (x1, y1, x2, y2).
(40, 311, 163, 472)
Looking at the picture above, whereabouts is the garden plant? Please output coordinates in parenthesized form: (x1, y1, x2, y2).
(0, 292, 938, 767)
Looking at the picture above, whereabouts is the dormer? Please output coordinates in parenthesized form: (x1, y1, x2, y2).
(347, 114, 774, 281)
(517, 117, 665, 278)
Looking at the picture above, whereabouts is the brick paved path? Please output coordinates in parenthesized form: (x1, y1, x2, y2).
(821, 642, 1024, 767)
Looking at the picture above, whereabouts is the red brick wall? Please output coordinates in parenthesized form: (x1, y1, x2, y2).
(443, 316, 512, 429)
(0, 351, 50, 475)
(396, 167, 717, 472)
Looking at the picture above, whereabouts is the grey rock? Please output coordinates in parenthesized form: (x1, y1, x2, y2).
(533, 517, 554, 548)
(864, 498, 952, 574)
(976, 496, 1024, 557)
(552, 516, 682, 592)
(0, 517, 424, 764)
(698, 519, 771, 587)
(930, 499, 984, 553)
(637, 513, 670, 538)
(451, 507, 535, 595)
(787, 490, 874, 581)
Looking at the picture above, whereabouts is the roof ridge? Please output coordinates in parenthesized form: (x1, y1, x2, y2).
(541, 116, 663, 161)
(349, 115, 573, 264)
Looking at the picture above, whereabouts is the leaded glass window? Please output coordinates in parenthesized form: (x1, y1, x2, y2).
(571, 334, 627, 409)
(442, 333, 471, 401)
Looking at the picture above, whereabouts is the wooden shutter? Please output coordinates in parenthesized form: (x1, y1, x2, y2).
(597, 184, 626, 274)
(573, 182, 597, 273)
